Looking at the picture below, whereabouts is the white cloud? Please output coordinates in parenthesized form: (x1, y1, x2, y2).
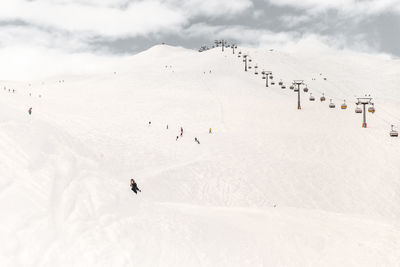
(0, 0, 253, 39)
(184, 23, 298, 47)
(266, 0, 400, 16)
(175, 0, 253, 18)
(0, 0, 187, 38)
(279, 14, 314, 28)
(0, 25, 89, 52)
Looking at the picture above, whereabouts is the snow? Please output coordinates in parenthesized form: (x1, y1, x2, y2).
(1, 44, 400, 266)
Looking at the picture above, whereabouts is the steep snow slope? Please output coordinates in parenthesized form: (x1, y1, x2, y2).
(1, 45, 400, 266)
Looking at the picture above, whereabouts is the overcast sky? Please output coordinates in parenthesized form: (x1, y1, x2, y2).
(1, 0, 400, 79)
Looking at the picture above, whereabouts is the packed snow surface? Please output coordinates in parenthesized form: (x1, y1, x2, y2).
(1, 45, 400, 266)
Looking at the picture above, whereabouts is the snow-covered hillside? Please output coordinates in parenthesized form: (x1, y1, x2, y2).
(1, 45, 400, 266)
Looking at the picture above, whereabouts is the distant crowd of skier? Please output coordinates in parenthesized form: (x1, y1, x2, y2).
(3, 82, 216, 198)
(131, 121, 214, 195)
(148, 121, 212, 144)
(2, 85, 42, 116)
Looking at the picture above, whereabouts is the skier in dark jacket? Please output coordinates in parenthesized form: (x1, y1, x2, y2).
(130, 179, 141, 194)
(28, 107, 32, 115)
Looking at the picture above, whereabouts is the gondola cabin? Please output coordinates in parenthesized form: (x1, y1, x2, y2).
(341, 100, 347, 109)
(329, 99, 335, 108)
(368, 104, 375, 113)
(390, 125, 398, 137)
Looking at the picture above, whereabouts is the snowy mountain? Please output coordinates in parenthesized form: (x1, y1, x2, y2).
(1, 44, 400, 266)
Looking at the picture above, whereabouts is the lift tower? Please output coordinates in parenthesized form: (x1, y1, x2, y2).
(262, 71, 273, 87)
(356, 97, 374, 128)
(293, 80, 304, 110)
(214, 40, 227, 52)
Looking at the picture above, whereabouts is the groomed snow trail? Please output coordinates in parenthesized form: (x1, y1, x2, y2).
(1, 45, 400, 266)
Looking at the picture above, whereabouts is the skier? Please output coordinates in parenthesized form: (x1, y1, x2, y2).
(28, 107, 32, 115)
(195, 137, 200, 144)
(176, 136, 179, 141)
(166, 124, 168, 129)
(209, 128, 212, 134)
(130, 179, 141, 194)
(149, 121, 151, 126)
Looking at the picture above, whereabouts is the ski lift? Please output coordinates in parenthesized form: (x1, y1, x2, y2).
(269, 75, 273, 79)
(271, 82, 275, 85)
(303, 86, 309, 92)
(290, 85, 294, 90)
(248, 66, 252, 69)
(249, 59, 252, 63)
(329, 99, 335, 108)
(255, 71, 258, 75)
(390, 125, 398, 137)
(278, 81, 283, 86)
(320, 93, 326, 102)
(281, 85, 286, 89)
(355, 105, 362, 113)
(309, 93, 315, 101)
(368, 103, 375, 113)
(262, 76, 266, 79)
(341, 100, 347, 110)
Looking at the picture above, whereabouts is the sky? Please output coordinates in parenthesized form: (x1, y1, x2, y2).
(1, 0, 400, 80)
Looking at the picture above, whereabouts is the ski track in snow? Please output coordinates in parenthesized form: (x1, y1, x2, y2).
(0, 45, 400, 266)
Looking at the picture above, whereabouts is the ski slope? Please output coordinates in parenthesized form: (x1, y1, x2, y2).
(1, 45, 400, 266)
